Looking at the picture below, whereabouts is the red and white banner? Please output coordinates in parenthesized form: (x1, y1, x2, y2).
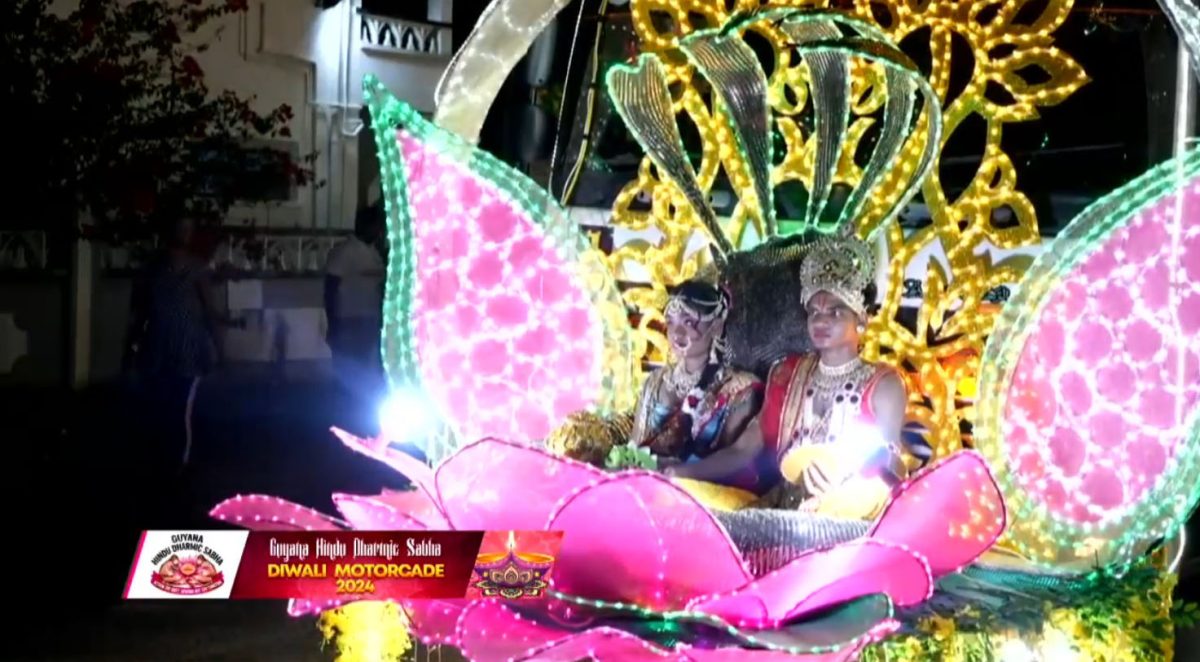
(124, 530, 562, 602)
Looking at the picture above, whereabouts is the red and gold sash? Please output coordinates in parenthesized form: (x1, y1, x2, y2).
(761, 355, 903, 458)
(760, 354, 816, 458)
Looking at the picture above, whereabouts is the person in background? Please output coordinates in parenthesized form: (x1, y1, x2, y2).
(325, 204, 386, 402)
(125, 216, 243, 474)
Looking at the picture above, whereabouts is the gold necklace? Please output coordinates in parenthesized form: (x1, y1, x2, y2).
(663, 361, 703, 398)
(817, 357, 863, 377)
(793, 358, 874, 450)
(811, 358, 870, 391)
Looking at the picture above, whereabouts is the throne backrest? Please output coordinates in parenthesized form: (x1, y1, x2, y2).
(721, 234, 818, 379)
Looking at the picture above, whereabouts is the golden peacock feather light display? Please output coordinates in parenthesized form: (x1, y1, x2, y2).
(608, 0, 1087, 459)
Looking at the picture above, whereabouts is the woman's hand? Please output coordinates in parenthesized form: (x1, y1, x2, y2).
(659, 457, 685, 478)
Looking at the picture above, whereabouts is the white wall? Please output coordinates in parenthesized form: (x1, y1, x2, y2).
(199, 1, 455, 365)
(35, 1, 457, 381)
(192, 0, 454, 230)
(46, 0, 453, 230)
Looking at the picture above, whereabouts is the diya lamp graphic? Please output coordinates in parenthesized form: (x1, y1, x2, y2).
(471, 531, 556, 599)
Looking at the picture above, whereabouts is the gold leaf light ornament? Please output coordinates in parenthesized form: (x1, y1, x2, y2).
(613, 0, 1085, 458)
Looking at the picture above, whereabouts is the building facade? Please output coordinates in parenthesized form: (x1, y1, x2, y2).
(0, 0, 456, 386)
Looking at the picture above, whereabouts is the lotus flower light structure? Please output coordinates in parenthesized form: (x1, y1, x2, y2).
(212, 431, 1004, 660)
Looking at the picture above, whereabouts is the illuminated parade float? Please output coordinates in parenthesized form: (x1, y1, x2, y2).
(212, 0, 1199, 659)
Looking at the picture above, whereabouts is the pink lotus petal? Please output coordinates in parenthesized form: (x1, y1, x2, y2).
(332, 427, 442, 511)
(288, 598, 346, 617)
(373, 489, 451, 529)
(404, 600, 470, 648)
(869, 451, 1005, 576)
(994, 177, 1200, 535)
(548, 472, 751, 611)
(516, 629, 680, 662)
(209, 495, 344, 531)
(435, 438, 608, 530)
(399, 131, 605, 445)
(687, 540, 930, 627)
(332, 494, 429, 530)
(454, 600, 675, 662)
(684, 644, 865, 661)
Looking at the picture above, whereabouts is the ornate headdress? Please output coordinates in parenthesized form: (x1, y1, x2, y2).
(799, 229, 876, 318)
(665, 282, 730, 325)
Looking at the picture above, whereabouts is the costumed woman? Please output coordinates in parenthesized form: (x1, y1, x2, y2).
(551, 280, 775, 495)
(750, 231, 909, 519)
(552, 278, 777, 496)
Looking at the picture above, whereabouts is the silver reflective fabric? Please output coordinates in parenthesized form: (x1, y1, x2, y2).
(841, 67, 916, 228)
(715, 509, 871, 576)
(782, 20, 847, 230)
(1157, 0, 1200, 80)
(607, 56, 733, 258)
(680, 32, 777, 236)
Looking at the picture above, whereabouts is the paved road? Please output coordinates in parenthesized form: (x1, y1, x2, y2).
(18, 603, 326, 662)
(6, 377, 406, 660)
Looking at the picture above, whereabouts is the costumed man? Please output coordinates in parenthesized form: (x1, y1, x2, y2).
(685, 231, 908, 518)
(763, 231, 908, 518)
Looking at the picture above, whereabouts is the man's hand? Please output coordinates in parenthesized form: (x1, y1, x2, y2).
(856, 446, 903, 487)
(803, 459, 843, 495)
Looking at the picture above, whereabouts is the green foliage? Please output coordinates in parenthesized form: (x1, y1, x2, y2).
(862, 559, 1178, 661)
(2, 0, 314, 238)
(1173, 600, 1200, 629)
(605, 444, 658, 471)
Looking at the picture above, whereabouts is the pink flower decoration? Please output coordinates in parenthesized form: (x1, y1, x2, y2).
(399, 129, 608, 447)
(208, 494, 348, 617)
(547, 472, 753, 611)
(212, 432, 1005, 660)
(994, 177, 1199, 535)
(434, 437, 610, 531)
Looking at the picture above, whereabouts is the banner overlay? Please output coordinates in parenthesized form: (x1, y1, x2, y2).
(125, 530, 562, 602)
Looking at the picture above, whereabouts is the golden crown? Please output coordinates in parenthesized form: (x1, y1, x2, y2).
(799, 230, 876, 317)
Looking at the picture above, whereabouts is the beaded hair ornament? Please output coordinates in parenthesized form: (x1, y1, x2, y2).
(664, 286, 730, 325)
(799, 228, 876, 318)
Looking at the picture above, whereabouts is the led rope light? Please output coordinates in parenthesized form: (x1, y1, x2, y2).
(976, 150, 1200, 568)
